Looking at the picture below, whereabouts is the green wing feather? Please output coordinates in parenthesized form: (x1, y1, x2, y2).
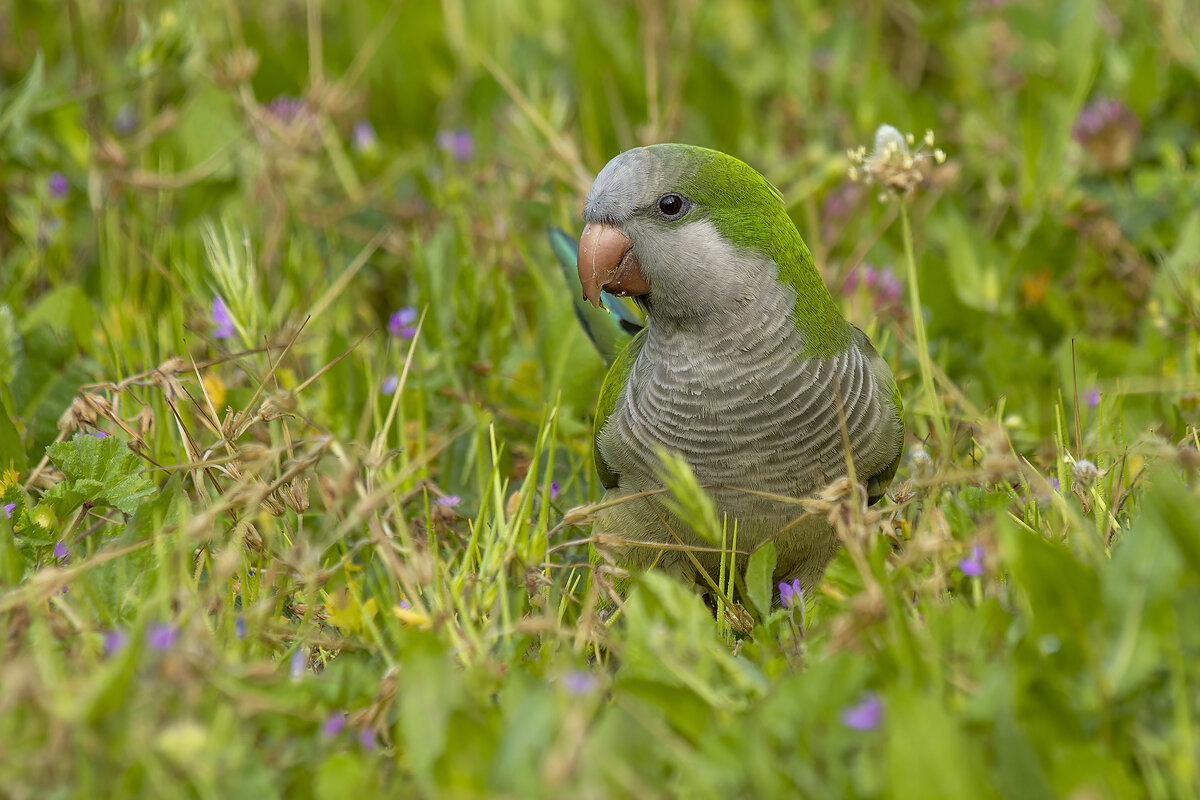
(592, 327, 647, 489)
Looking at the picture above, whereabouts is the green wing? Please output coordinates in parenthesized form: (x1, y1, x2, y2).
(548, 226, 644, 368)
(593, 327, 647, 489)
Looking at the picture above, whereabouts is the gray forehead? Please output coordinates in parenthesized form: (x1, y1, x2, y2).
(583, 147, 673, 223)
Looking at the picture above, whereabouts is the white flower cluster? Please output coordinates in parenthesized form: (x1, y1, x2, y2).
(848, 125, 946, 201)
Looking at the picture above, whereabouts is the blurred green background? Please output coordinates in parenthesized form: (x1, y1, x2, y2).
(2, 0, 1199, 797)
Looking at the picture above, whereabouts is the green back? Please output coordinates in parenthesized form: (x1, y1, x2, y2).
(592, 327, 647, 488)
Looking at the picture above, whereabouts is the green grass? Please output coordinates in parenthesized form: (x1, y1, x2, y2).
(2, 1, 1200, 797)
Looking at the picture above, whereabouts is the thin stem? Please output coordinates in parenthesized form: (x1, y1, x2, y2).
(899, 202, 948, 445)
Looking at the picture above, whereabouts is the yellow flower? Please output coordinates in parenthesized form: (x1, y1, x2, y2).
(202, 373, 227, 410)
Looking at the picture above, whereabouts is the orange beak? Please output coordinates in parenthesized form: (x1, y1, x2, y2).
(576, 222, 650, 307)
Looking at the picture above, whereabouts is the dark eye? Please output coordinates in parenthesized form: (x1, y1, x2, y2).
(656, 193, 688, 218)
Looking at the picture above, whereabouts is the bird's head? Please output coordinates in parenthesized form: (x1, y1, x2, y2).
(578, 144, 831, 327)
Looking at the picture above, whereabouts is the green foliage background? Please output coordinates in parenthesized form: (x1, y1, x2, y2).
(1, 0, 1199, 797)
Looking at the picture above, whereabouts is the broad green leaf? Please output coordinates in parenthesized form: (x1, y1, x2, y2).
(744, 540, 777, 616)
(43, 433, 156, 516)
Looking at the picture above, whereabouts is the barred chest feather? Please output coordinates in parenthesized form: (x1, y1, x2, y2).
(598, 279, 897, 506)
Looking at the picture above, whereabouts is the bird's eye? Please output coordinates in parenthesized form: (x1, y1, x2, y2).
(656, 193, 687, 218)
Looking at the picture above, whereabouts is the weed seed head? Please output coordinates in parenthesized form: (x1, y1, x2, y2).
(848, 124, 947, 200)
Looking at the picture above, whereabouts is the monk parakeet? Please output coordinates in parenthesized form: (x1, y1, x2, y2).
(574, 144, 904, 598)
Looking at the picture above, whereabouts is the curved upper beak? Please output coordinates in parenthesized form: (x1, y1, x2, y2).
(577, 222, 650, 307)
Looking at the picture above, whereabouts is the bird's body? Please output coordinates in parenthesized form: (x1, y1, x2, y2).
(576, 144, 903, 595)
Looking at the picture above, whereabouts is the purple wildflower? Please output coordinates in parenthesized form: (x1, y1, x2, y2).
(843, 264, 902, 308)
(381, 374, 399, 395)
(398, 599, 411, 609)
(549, 480, 560, 500)
(235, 616, 246, 639)
(842, 268, 859, 295)
(387, 307, 418, 339)
(3, 503, 14, 519)
(821, 182, 862, 223)
(321, 712, 346, 738)
(146, 624, 177, 651)
(562, 671, 598, 694)
(1072, 98, 1140, 171)
(48, 171, 69, 198)
(267, 95, 307, 123)
(1087, 387, 1100, 408)
(90, 430, 110, 438)
(1050, 477, 1060, 492)
(779, 578, 803, 609)
(358, 728, 375, 750)
(113, 103, 139, 136)
(434, 495, 461, 508)
(53, 540, 71, 564)
(103, 629, 129, 656)
(290, 647, 307, 677)
(436, 128, 474, 162)
(875, 267, 903, 305)
(352, 119, 378, 154)
(212, 296, 236, 339)
(959, 544, 984, 577)
(842, 692, 883, 731)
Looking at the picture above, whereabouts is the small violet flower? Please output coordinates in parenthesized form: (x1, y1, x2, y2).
(321, 712, 347, 738)
(434, 495, 461, 508)
(358, 728, 375, 750)
(352, 119, 378, 154)
(562, 671, 598, 694)
(113, 102, 139, 136)
(104, 629, 129, 656)
(436, 128, 474, 162)
(3, 502, 15, 519)
(1072, 98, 1140, 171)
(387, 307, 418, 339)
(90, 430, 110, 438)
(549, 480, 560, 500)
(381, 374, 399, 395)
(290, 647, 308, 678)
(267, 95, 307, 123)
(146, 624, 177, 651)
(821, 182, 862, 224)
(844, 265, 903, 308)
(1087, 387, 1100, 408)
(235, 616, 246, 639)
(48, 171, 69, 198)
(959, 544, 985, 578)
(842, 692, 883, 731)
(779, 578, 803, 609)
(212, 296, 236, 339)
(53, 540, 71, 564)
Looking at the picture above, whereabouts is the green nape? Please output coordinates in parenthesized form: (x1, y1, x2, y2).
(657, 144, 851, 357)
